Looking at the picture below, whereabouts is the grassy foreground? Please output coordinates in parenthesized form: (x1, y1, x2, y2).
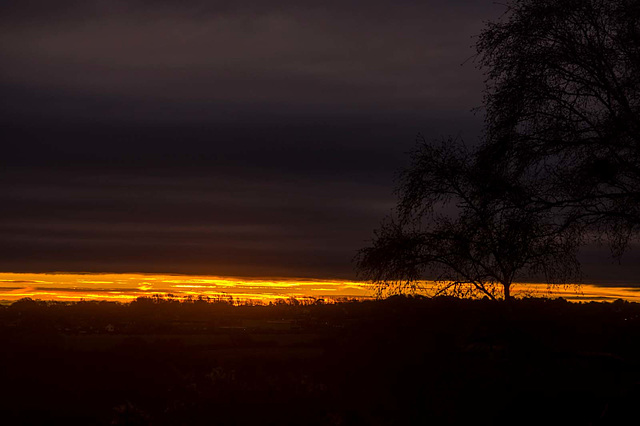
(2, 295, 640, 425)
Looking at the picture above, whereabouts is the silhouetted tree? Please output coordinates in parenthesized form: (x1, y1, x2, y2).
(359, 0, 639, 300)
(356, 137, 580, 301)
(477, 0, 640, 254)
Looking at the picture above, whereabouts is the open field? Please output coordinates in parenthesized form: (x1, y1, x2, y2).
(2, 296, 640, 425)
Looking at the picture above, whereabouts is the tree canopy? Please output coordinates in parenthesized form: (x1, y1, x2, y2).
(478, 0, 640, 251)
(356, 137, 580, 301)
(358, 0, 640, 300)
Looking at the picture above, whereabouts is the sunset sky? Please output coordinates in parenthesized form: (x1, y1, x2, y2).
(1, 1, 639, 286)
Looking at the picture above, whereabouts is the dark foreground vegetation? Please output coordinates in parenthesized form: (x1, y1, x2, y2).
(2, 296, 640, 425)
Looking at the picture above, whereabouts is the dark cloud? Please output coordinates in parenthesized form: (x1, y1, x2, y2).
(0, 0, 495, 122)
(578, 245, 640, 286)
(17, 1, 635, 283)
(0, 165, 395, 277)
(33, 287, 140, 293)
(0, 112, 482, 278)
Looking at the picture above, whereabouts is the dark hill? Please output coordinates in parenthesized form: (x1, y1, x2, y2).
(1, 296, 639, 425)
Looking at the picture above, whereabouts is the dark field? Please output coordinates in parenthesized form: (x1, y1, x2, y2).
(2, 296, 640, 425)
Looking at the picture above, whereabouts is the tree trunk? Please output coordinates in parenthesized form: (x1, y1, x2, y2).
(503, 283, 511, 302)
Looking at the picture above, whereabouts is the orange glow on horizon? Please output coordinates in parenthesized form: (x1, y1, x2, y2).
(0, 272, 372, 304)
(0, 272, 639, 304)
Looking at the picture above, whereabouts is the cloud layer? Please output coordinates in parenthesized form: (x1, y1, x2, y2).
(1, 1, 507, 278)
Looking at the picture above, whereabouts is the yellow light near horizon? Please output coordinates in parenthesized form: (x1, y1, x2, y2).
(0, 272, 639, 304)
(0, 272, 373, 304)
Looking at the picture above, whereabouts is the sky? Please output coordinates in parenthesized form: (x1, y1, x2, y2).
(1, 0, 638, 283)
